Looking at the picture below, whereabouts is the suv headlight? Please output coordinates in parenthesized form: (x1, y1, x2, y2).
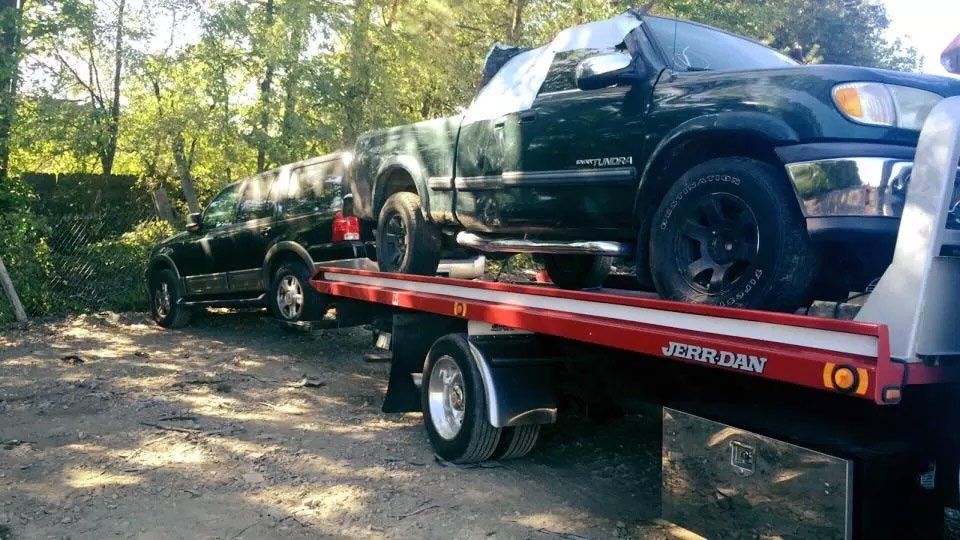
(832, 82, 942, 130)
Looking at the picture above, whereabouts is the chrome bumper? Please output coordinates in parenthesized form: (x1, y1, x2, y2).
(784, 157, 960, 221)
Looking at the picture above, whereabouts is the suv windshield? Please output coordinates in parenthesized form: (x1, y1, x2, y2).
(645, 16, 796, 72)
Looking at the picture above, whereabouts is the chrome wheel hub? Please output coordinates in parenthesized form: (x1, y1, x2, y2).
(277, 275, 304, 319)
(154, 282, 171, 319)
(427, 356, 466, 440)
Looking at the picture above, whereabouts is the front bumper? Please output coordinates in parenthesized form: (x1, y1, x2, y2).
(781, 150, 960, 228)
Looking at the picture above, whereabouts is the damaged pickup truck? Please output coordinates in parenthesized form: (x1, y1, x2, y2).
(347, 9, 960, 311)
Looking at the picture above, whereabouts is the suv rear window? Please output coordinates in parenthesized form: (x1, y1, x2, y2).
(283, 163, 342, 216)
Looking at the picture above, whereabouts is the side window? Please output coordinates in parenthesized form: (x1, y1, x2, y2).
(202, 183, 241, 229)
(236, 174, 277, 222)
(538, 48, 613, 94)
(283, 164, 342, 216)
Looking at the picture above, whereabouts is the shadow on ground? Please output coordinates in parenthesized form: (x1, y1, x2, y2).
(0, 310, 671, 539)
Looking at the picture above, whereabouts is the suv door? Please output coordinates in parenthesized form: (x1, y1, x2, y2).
(228, 173, 280, 292)
(182, 182, 241, 296)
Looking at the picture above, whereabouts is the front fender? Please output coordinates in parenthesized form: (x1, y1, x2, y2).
(637, 112, 801, 207)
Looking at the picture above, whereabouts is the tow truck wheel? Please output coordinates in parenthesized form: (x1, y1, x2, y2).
(421, 334, 501, 463)
(376, 192, 442, 275)
(492, 425, 540, 459)
(649, 157, 817, 311)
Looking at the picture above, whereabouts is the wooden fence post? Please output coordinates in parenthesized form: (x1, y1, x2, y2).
(0, 256, 27, 323)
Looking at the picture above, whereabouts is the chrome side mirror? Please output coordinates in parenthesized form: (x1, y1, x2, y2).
(576, 52, 635, 91)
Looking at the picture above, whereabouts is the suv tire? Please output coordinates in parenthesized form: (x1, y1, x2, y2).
(376, 192, 441, 275)
(649, 157, 817, 311)
(268, 261, 322, 322)
(150, 269, 191, 328)
(544, 254, 612, 289)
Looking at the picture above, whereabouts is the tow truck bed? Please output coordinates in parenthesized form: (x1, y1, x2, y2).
(312, 267, 952, 405)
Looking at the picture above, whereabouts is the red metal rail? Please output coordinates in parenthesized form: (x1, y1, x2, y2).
(311, 267, 954, 405)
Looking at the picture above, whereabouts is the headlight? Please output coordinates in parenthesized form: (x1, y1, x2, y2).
(832, 82, 942, 130)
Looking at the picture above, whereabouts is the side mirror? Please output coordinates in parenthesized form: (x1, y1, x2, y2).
(186, 212, 202, 233)
(943, 34, 960, 75)
(576, 52, 637, 91)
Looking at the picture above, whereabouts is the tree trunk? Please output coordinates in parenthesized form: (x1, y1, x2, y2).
(256, 0, 275, 172)
(342, 0, 372, 145)
(172, 134, 200, 213)
(0, 0, 23, 181)
(0, 256, 26, 323)
(101, 0, 125, 175)
(507, 0, 526, 43)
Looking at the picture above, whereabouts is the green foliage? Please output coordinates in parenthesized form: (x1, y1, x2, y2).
(0, 178, 54, 323)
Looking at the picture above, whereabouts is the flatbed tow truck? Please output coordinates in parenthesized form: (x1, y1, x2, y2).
(308, 97, 960, 538)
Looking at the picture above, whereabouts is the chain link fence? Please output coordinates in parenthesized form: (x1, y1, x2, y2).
(44, 207, 164, 312)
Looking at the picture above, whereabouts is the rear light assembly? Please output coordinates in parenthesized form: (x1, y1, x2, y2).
(332, 211, 361, 242)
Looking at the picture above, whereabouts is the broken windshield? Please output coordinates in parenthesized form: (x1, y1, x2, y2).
(645, 16, 796, 72)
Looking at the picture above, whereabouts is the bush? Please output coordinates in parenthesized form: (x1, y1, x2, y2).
(0, 179, 55, 323)
(79, 220, 176, 312)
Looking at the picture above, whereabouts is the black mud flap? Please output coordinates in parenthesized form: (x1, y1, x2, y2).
(381, 313, 466, 413)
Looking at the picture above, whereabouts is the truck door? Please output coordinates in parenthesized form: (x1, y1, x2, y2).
(503, 47, 645, 237)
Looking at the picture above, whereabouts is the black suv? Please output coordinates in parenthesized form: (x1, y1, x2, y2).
(147, 153, 363, 328)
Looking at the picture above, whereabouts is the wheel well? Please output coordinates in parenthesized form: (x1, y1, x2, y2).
(637, 131, 785, 220)
(374, 167, 418, 216)
(266, 251, 308, 283)
(148, 259, 174, 283)
(632, 131, 788, 283)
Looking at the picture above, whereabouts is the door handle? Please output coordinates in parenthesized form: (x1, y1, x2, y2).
(260, 226, 272, 235)
(493, 118, 506, 129)
(518, 111, 536, 123)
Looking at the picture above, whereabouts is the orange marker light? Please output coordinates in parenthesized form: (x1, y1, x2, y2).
(832, 366, 857, 392)
(833, 86, 863, 118)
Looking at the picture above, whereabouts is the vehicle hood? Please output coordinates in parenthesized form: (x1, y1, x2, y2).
(727, 64, 960, 97)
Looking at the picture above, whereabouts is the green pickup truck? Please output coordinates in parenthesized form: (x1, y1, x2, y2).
(347, 10, 960, 311)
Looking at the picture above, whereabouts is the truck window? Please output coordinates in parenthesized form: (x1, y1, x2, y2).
(236, 174, 277, 222)
(202, 183, 241, 229)
(283, 164, 341, 216)
(538, 48, 616, 94)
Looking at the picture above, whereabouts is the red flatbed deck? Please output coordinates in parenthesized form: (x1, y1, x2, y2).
(311, 267, 955, 405)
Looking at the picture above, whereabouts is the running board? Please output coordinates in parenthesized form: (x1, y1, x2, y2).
(456, 231, 633, 256)
(180, 294, 266, 308)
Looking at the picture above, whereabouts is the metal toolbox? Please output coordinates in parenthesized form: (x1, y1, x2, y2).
(662, 408, 851, 539)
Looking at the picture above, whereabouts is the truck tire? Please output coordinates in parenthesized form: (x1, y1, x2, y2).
(421, 334, 501, 464)
(648, 157, 817, 311)
(376, 192, 441, 275)
(150, 269, 191, 328)
(544, 254, 612, 289)
(268, 261, 322, 322)
(492, 425, 541, 460)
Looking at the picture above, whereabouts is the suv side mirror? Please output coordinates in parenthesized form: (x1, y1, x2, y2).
(576, 52, 638, 91)
(186, 212, 202, 233)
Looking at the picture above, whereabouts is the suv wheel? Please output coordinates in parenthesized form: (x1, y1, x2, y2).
(269, 261, 322, 322)
(376, 192, 441, 275)
(543, 254, 612, 289)
(649, 157, 817, 311)
(150, 269, 191, 328)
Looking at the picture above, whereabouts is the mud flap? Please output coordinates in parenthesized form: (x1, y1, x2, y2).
(381, 313, 465, 413)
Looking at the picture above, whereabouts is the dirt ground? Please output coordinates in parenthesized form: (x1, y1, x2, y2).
(0, 310, 686, 540)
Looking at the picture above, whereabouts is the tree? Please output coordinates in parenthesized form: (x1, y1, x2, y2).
(0, 0, 24, 180)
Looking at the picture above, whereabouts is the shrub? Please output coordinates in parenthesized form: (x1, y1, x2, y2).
(79, 220, 176, 312)
(0, 179, 55, 323)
